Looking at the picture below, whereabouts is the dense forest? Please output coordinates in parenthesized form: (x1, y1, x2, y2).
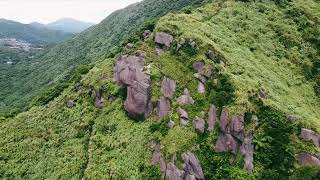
(0, 0, 320, 179)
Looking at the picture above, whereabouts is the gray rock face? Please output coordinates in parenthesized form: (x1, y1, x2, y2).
(157, 96, 171, 118)
(168, 120, 175, 129)
(208, 105, 216, 132)
(240, 136, 254, 173)
(178, 107, 189, 126)
(215, 133, 238, 154)
(161, 77, 176, 99)
(143, 30, 152, 39)
(182, 152, 205, 180)
(67, 100, 75, 108)
(94, 89, 104, 108)
(220, 107, 229, 133)
(299, 128, 320, 147)
(177, 89, 194, 105)
(114, 55, 152, 119)
(155, 32, 174, 48)
(193, 117, 205, 134)
(230, 114, 245, 141)
(166, 162, 185, 180)
(297, 153, 320, 167)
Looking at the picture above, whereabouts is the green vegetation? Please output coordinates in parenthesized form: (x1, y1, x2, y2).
(1, 0, 320, 179)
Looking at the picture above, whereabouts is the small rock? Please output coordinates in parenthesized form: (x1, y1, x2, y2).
(193, 117, 205, 134)
(143, 30, 152, 39)
(177, 107, 189, 126)
(297, 153, 320, 167)
(220, 107, 229, 133)
(230, 114, 245, 141)
(94, 89, 104, 108)
(161, 77, 176, 99)
(240, 136, 254, 173)
(168, 120, 175, 129)
(189, 40, 197, 49)
(287, 115, 298, 123)
(299, 128, 320, 147)
(66, 100, 75, 108)
(155, 32, 174, 48)
(193, 61, 205, 74)
(197, 81, 206, 94)
(182, 152, 205, 180)
(151, 144, 161, 165)
(126, 43, 134, 49)
(166, 162, 185, 180)
(157, 96, 171, 119)
(206, 50, 216, 61)
(136, 50, 146, 58)
(215, 133, 238, 154)
(160, 157, 167, 173)
(185, 174, 196, 180)
(74, 83, 81, 92)
(258, 88, 268, 99)
(177, 88, 194, 105)
(208, 104, 216, 132)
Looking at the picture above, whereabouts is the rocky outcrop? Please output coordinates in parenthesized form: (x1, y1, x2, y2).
(114, 55, 152, 119)
(240, 136, 254, 173)
(215, 133, 238, 154)
(177, 89, 194, 105)
(182, 152, 205, 180)
(178, 107, 189, 126)
(166, 163, 185, 180)
(297, 153, 320, 167)
(207, 105, 216, 132)
(155, 32, 173, 49)
(193, 117, 205, 134)
(157, 96, 171, 118)
(67, 100, 75, 108)
(193, 61, 212, 94)
(220, 107, 229, 133)
(299, 128, 320, 147)
(230, 114, 245, 141)
(152, 144, 161, 165)
(94, 89, 104, 108)
(161, 77, 176, 99)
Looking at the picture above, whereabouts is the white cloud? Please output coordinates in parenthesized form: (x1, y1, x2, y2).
(0, 0, 141, 24)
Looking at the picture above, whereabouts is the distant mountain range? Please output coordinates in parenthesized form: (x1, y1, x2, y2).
(45, 18, 95, 33)
(0, 18, 73, 45)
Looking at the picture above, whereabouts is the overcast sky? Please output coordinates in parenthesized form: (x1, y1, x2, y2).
(0, 0, 141, 24)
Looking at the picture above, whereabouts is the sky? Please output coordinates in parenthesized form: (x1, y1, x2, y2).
(0, 0, 141, 24)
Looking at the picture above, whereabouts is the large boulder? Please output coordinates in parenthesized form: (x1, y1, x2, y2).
(220, 107, 229, 133)
(240, 136, 254, 173)
(208, 105, 216, 132)
(299, 128, 320, 147)
(297, 153, 320, 167)
(155, 32, 174, 48)
(166, 162, 185, 180)
(177, 107, 189, 126)
(177, 89, 194, 105)
(215, 133, 238, 154)
(193, 117, 205, 134)
(230, 114, 245, 141)
(114, 55, 152, 119)
(182, 152, 205, 180)
(161, 77, 176, 99)
(157, 96, 171, 118)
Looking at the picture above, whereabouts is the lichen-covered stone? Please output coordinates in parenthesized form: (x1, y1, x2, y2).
(208, 104, 216, 132)
(161, 77, 176, 99)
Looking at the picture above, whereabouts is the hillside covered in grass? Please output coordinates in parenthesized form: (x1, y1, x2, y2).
(1, 0, 320, 179)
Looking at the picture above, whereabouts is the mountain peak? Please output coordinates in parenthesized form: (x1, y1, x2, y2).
(46, 18, 95, 33)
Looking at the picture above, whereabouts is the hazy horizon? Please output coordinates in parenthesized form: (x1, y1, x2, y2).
(0, 0, 141, 24)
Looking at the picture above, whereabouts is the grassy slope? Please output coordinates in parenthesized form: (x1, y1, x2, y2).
(0, 0, 211, 117)
(1, 0, 320, 179)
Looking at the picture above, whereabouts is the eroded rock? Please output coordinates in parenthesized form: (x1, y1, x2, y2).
(299, 128, 320, 147)
(297, 153, 320, 167)
(177, 107, 189, 127)
(155, 32, 173, 48)
(230, 114, 245, 141)
(157, 96, 171, 118)
(240, 136, 254, 173)
(182, 152, 205, 180)
(177, 89, 194, 105)
(208, 105, 216, 132)
(161, 77, 176, 99)
(193, 117, 205, 134)
(215, 133, 238, 154)
(166, 162, 185, 180)
(220, 107, 229, 133)
(114, 55, 152, 119)
(152, 144, 161, 165)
